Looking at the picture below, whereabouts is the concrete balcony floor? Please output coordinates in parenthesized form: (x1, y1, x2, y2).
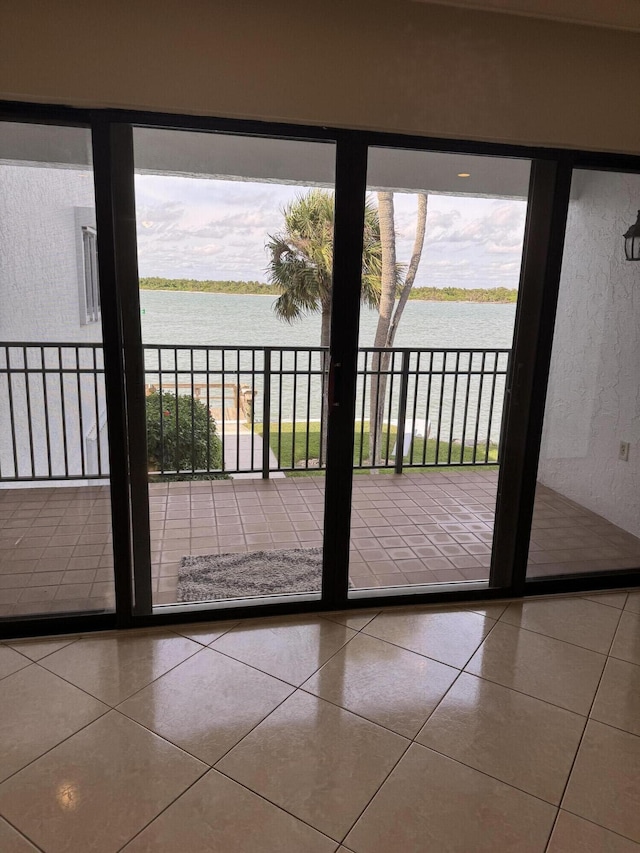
(1, 470, 639, 617)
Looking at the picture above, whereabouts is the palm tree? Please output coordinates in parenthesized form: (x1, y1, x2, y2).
(267, 189, 383, 347)
(267, 188, 384, 465)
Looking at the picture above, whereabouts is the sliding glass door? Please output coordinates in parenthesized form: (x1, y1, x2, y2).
(345, 145, 532, 597)
(130, 127, 337, 609)
(4, 101, 637, 636)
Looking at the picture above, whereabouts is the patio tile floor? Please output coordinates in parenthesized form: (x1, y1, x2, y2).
(0, 471, 639, 617)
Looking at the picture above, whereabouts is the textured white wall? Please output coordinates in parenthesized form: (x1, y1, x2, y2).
(0, 164, 98, 342)
(537, 170, 640, 536)
(0, 163, 107, 482)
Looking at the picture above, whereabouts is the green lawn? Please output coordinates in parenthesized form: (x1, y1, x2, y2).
(255, 421, 498, 474)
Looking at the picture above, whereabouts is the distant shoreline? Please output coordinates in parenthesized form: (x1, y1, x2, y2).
(139, 278, 518, 304)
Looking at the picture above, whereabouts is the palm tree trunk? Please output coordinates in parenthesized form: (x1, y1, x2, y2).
(369, 192, 396, 465)
(369, 192, 428, 465)
(386, 194, 428, 348)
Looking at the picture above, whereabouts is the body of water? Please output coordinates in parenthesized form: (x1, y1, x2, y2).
(140, 291, 516, 350)
(140, 291, 517, 448)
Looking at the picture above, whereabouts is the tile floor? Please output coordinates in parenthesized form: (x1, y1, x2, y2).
(1, 471, 640, 616)
(1, 591, 640, 850)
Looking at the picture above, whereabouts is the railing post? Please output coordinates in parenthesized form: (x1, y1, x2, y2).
(395, 350, 411, 475)
(262, 348, 271, 479)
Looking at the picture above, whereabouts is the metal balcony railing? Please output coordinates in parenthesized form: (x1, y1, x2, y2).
(0, 343, 510, 482)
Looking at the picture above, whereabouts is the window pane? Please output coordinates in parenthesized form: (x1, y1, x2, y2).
(526, 169, 640, 579)
(0, 122, 115, 618)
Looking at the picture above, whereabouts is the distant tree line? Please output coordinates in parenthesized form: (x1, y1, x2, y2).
(139, 278, 275, 295)
(408, 286, 517, 303)
(140, 277, 517, 303)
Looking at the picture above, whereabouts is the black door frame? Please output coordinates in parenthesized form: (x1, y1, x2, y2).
(1, 99, 639, 640)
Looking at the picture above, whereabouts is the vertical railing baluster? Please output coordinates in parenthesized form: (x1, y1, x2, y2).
(408, 352, 420, 466)
(6, 348, 19, 478)
(372, 352, 382, 467)
(58, 347, 69, 478)
(158, 347, 164, 475)
(277, 352, 284, 470)
(262, 348, 271, 478)
(422, 351, 434, 467)
(292, 350, 298, 470)
(236, 350, 241, 473)
(75, 347, 86, 478)
(92, 347, 102, 476)
(435, 352, 446, 465)
(485, 351, 499, 463)
(205, 348, 211, 471)
(220, 349, 226, 474)
(174, 348, 180, 475)
(384, 352, 396, 466)
(358, 351, 367, 468)
(23, 346, 36, 477)
(459, 351, 473, 465)
(190, 348, 196, 473)
(447, 351, 461, 464)
(395, 349, 411, 475)
(251, 350, 257, 472)
(304, 351, 312, 470)
(43, 347, 53, 478)
(473, 352, 487, 464)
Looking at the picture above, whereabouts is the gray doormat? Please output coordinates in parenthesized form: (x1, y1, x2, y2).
(178, 547, 324, 601)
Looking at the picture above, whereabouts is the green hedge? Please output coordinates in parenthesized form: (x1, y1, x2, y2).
(146, 390, 222, 474)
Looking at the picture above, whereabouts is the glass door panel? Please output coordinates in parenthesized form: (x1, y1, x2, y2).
(527, 168, 640, 579)
(0, 121, 116, 618)
(132, 128, 336, 608)
(348, 147, 531, 594)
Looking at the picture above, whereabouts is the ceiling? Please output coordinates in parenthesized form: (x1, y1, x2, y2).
(411, 0, 640, 32)
(0, 123, 533, 199)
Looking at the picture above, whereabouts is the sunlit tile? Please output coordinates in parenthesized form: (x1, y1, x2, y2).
(501, 597, 620, 653)
(169, 620, 240, 645)
(119, 648, 292, 763)
(211, 615, 356, 685)
(304, 632, 458, 737)
(319, 610, 380, 630)
(362, 607, 494, 668)
(465, 621, 605, 714)
(40, 632, 202, 705)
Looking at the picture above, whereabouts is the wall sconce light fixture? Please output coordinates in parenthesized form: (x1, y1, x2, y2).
(624, 210, 640, 261)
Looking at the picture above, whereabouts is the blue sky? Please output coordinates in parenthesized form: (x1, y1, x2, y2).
(134, 175, 527, 289)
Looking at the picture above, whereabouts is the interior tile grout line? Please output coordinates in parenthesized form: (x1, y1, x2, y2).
(542, 600, 626, 851)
